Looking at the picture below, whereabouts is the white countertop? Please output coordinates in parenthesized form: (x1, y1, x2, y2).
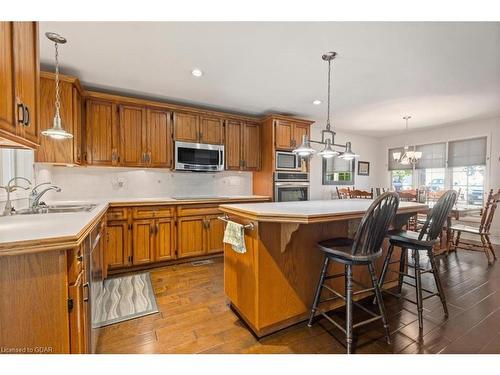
(220, 199, 428, 223)
(0, 195, 269, 249)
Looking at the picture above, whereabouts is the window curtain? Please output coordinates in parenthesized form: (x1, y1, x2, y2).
(415, 142, 446, 169)
(448, 137, 487, 167)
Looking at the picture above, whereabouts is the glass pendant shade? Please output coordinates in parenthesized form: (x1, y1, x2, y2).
(392, 151, 401, 161)
(318, 138, 339, 158)
(338, 142, 359, 160)
(293, 135, 316, 157)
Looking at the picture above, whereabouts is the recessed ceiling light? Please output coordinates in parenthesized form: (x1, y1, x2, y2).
(312, 100, 322, 105)
(191, 68, 203, 77)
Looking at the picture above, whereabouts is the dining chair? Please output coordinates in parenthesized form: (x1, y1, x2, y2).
(336, 187, 351, 199)
(351, 188, 374, 199)
(450, 189, 500, 264)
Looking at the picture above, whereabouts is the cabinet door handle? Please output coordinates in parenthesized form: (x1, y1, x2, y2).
(17, 103, 25, 125)
(83, 282, 89, 302)
(24, 106, 30, 126)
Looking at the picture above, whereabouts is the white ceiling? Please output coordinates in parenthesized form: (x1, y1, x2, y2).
(39, 22, 500, 137)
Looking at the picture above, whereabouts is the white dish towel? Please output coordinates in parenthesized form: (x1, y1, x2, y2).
(223, 221, 246, 254)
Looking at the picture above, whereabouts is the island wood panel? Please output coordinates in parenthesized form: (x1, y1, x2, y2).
(200, 116, 223, 144)
(0, 22, 14, 135)
(37, 77, 74, 163)
(223, 214, 412, 337)
(86, 100, 119, 166)
(242, 122, 260, 170)
(225, 120, 242, 170)
(119, 104, 146, 167)
(173, 112, 199, 142)
(0, 250, 69, 353)
(12, 21, 39, 145)
(147, 108, 172, 168)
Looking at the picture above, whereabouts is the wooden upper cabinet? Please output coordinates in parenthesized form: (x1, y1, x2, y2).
(12, 22, 39, 144)
(200, 116, 223, 144)
(0, 23, 15, 136)
(274, 120, 310, 151)
(86, 100, 119, 166)
(173, 112, 198, 142)
(225, 120, 242, 170)
(275, 120, 293, 150)
(242, 122, 260, 171)
(146, 109, 172, 168)
(119, 105, 146, 167)
(73, 87, 83, 164)
(0, 21, 39, 148)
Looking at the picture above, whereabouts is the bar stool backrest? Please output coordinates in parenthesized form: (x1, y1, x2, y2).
(481, 189, 500, 233)
(420, 190, 457, 241)
(351, 192, 400, 257)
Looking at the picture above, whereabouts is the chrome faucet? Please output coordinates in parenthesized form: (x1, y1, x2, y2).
(30, 185, 62, 211)
(29, 182, 53, 208)
(1, 177, 31, 216)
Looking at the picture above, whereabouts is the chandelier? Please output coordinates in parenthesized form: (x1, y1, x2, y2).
(392, 116, 422, 166)
(293, 52, 358, 160)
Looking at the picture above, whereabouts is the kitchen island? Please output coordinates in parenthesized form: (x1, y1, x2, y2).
(219, 199, 428, 337)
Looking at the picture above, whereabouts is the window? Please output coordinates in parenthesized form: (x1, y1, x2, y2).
(391, 170, 413, 191)
(416, 168, 446, 191)
(0, 148, 34, 199)
(451, 166, 486, 206)
(323, 157, 354, 185)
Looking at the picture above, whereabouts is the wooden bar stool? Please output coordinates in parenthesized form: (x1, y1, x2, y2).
(307, 192, 400, 353)
(377, 190, 457, 332)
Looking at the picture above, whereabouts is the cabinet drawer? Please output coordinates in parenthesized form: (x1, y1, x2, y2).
(67, 245, 84, 285)
(177, 205, 221, 217)
(132, 206, 174, 219)
(107, 207, 128, 221)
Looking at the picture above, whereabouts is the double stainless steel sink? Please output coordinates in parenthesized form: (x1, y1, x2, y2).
(12, 203, 98, 215)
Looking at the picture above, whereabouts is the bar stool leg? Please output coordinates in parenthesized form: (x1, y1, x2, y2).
(373, 243, 394, 305)
(413, 249, 424, 332)
(307, 256, 330, 327)
(345, 264, 354, 354)
(369, 262, 391, 345)
(427, 249, 449, 317)
(397, 247, 407, 294)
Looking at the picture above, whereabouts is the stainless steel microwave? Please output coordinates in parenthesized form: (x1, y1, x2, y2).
(175, 141, 224, 172)
(275, 151, 301, 171)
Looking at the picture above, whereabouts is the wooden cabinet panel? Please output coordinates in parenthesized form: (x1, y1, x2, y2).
(0, 22, 14, 135)
(293, 123, 309, 147)
(86, 100, 118, 166)
(200, 116, 223, 144)
(106, 207, 128, 221)
(12, 22, 39, 144)
(206, 215, 225, 254)
(155, 218, 175, 262)
(106, 221, 130, 269)
(147, 109, 172, 168)
(275, 120, 293, 150)
(73, 87, 83, 164)
(225, 120, 242, 170)
(132, 220, 154, 265)
(242, 122, 260, 171)
(173, 112, 198, 142)
(131, 206, 174, 220)
(68, 272, 87, 354)
(37, 78, 74, 163)
(119, 105, 146, 167)
(177, 216, 205, 258)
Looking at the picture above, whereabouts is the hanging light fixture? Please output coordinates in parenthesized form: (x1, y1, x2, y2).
(293, 52, 357, 159)
(42, 32, 73, 140)
(392, 116, 422, 166)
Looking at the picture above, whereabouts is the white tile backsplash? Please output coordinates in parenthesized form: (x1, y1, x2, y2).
(33, 165, 253, 201)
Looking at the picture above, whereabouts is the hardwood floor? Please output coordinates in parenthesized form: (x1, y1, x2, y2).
(97, 246, 500, 354)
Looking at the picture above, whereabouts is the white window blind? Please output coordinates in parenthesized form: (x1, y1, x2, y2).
(415, 142, 446, 169)
(448, 137, 487, 167)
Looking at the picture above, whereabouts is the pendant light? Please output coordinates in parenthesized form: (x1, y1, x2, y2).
(392, 116, 421, 165)
(42, 32, 73, 140)
(293, 52, 357, 159)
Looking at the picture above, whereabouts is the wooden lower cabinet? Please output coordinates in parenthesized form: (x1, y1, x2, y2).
(206, 214, 225, 254)
(132, 220, 154, 265)
(177, 215, 206, 258)
(68, 271, 88, 354)
(106, 220, 130, 269)
(155, 218, 176, 261)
